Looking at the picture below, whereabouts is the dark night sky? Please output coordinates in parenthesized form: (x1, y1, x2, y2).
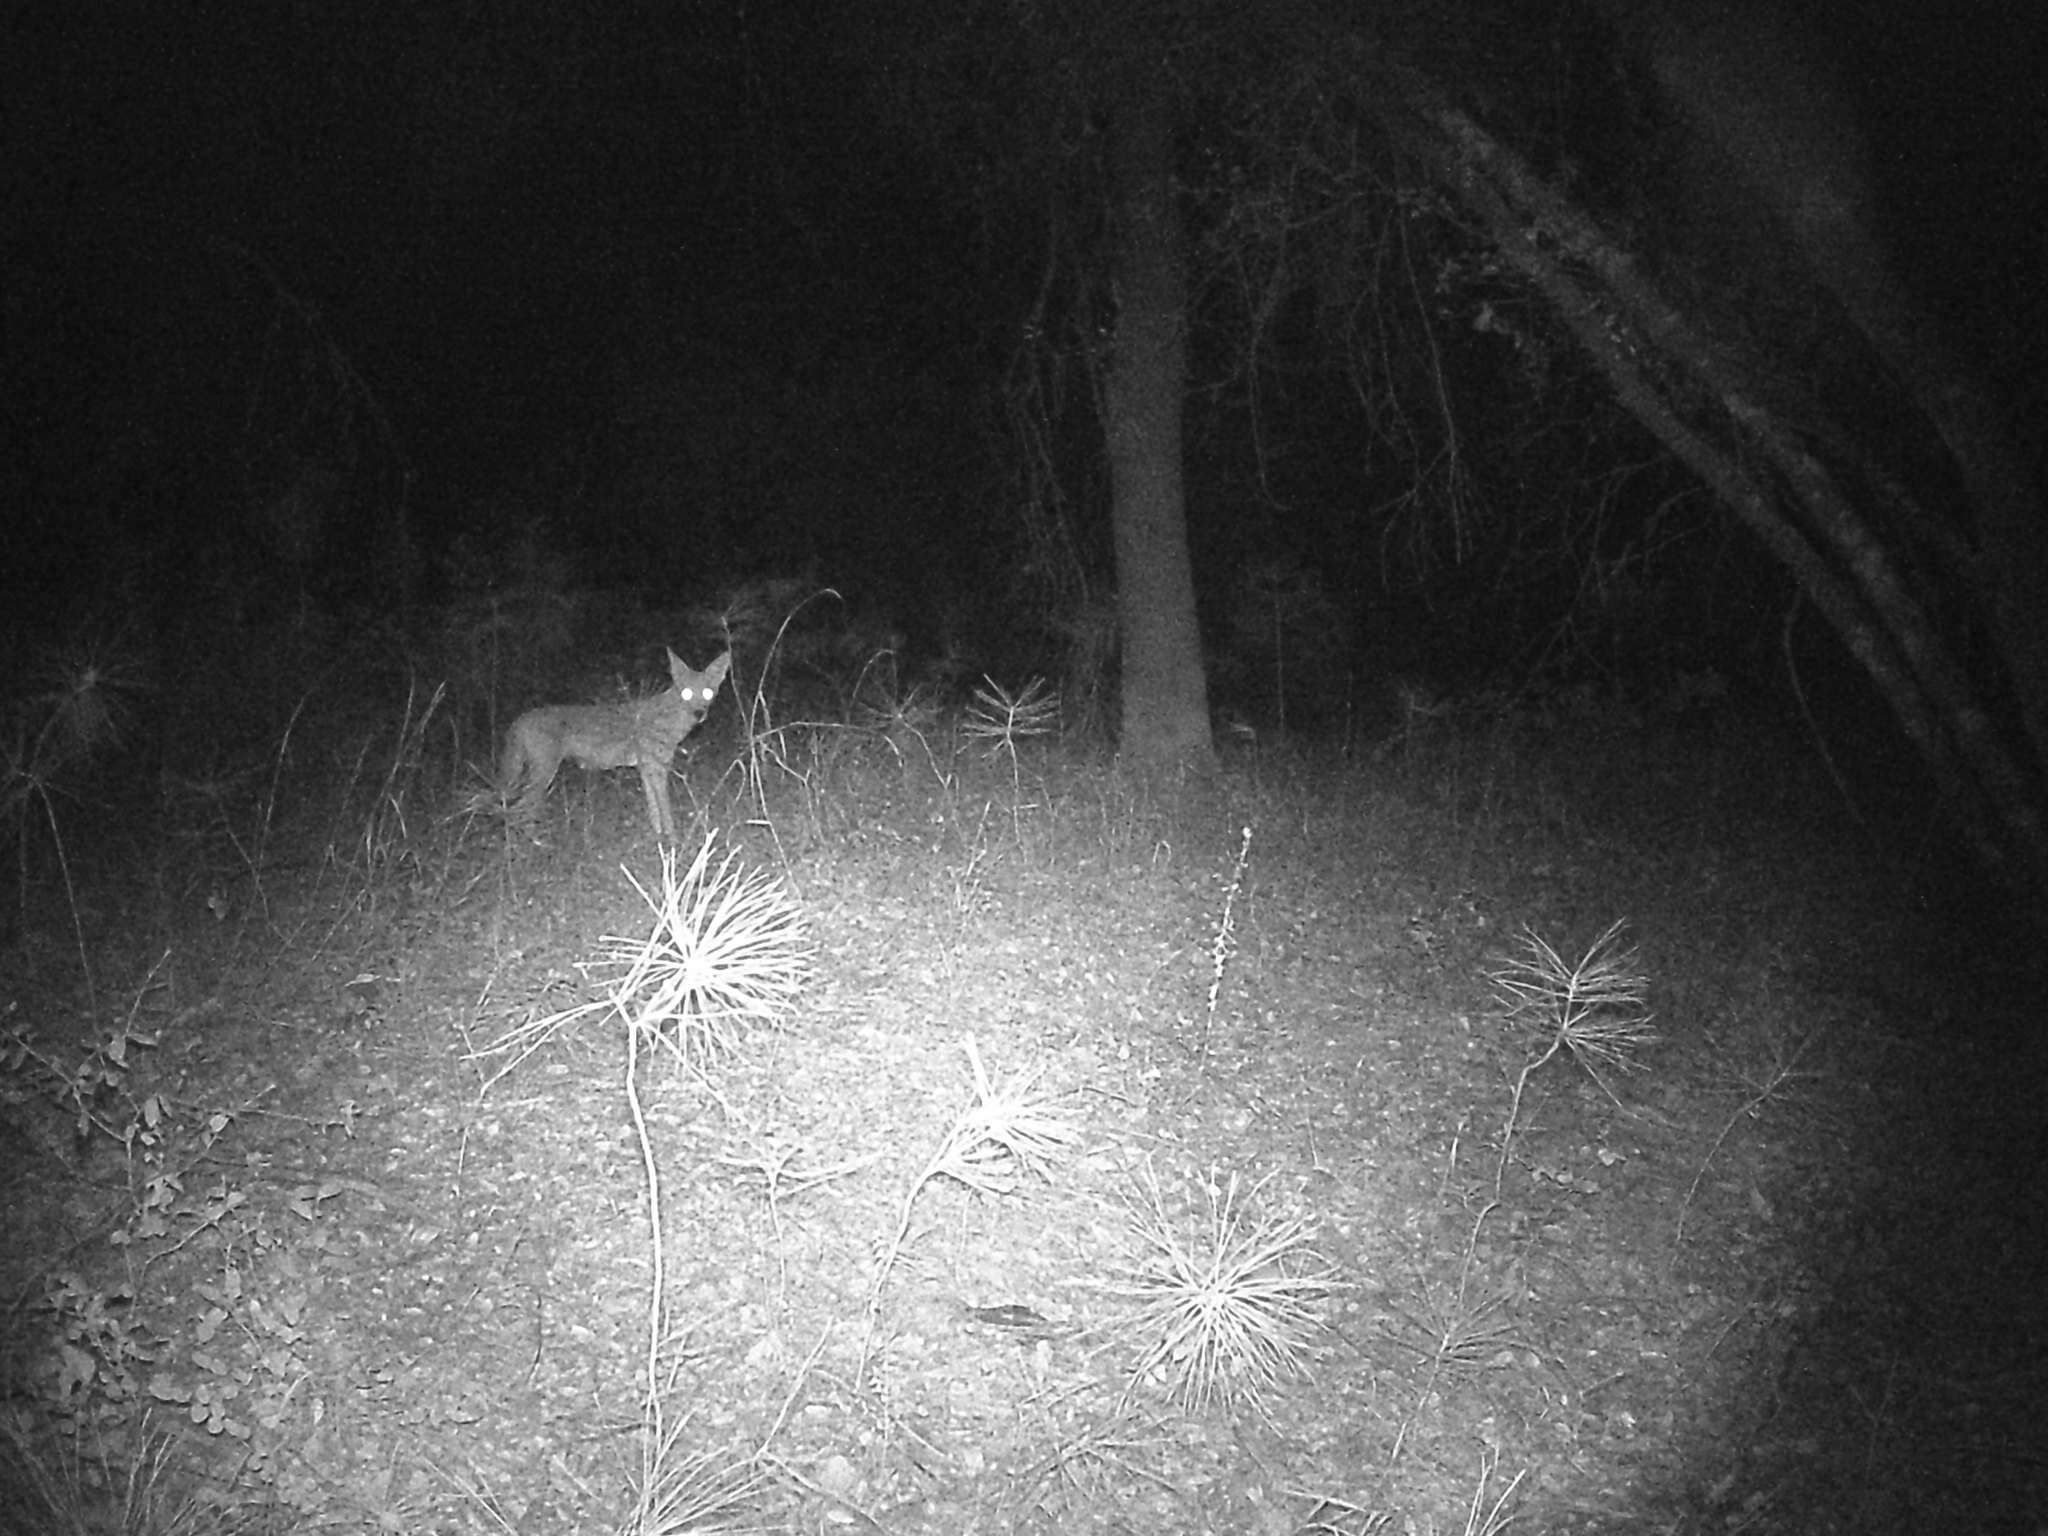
(5, 1, 2042, 619)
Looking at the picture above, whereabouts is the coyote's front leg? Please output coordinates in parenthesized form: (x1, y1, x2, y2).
(636, 760, 678, 843)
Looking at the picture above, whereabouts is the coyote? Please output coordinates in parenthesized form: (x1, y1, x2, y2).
(496, 649, 730, 841)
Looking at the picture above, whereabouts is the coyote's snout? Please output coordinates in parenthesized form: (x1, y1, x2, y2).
(496, 649, 730, 841)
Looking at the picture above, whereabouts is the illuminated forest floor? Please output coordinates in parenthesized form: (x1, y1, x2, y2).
(4, 673, 2041, 1534)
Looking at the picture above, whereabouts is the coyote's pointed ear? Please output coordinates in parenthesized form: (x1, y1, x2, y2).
(668, 648, 733, 690)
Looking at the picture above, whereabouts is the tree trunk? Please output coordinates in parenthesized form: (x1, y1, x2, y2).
(1103, 83, 1213, 771)
(1604, 0, 2048, 781)
(1377, 73, 2048, 893)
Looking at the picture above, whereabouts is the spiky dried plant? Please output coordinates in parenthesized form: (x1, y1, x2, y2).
(862, 1039, 1079, 1369)
(1388, 1277, 1523, 1370)
(1115, 1166, 1335, 1415)
(872, 1040, 1077, 1277)
(620, 1409, 770, 1536)
(963, 676, 1059, 759)
(964, 675, 1059, 841)
(468, 835, 810, 1086)
(1484, 918, 1656, 1187)
(1486, 918, 1655, 1080)
(602, 834, 815, 1065)
(4, 636, 147, 838)
(4, 636, 150, 1011)
(924, 1037, 1079, 1193)
(22, 637, 149, 776)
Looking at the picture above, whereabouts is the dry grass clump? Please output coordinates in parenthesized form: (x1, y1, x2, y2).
(1114, 1165, 1336, 1415)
